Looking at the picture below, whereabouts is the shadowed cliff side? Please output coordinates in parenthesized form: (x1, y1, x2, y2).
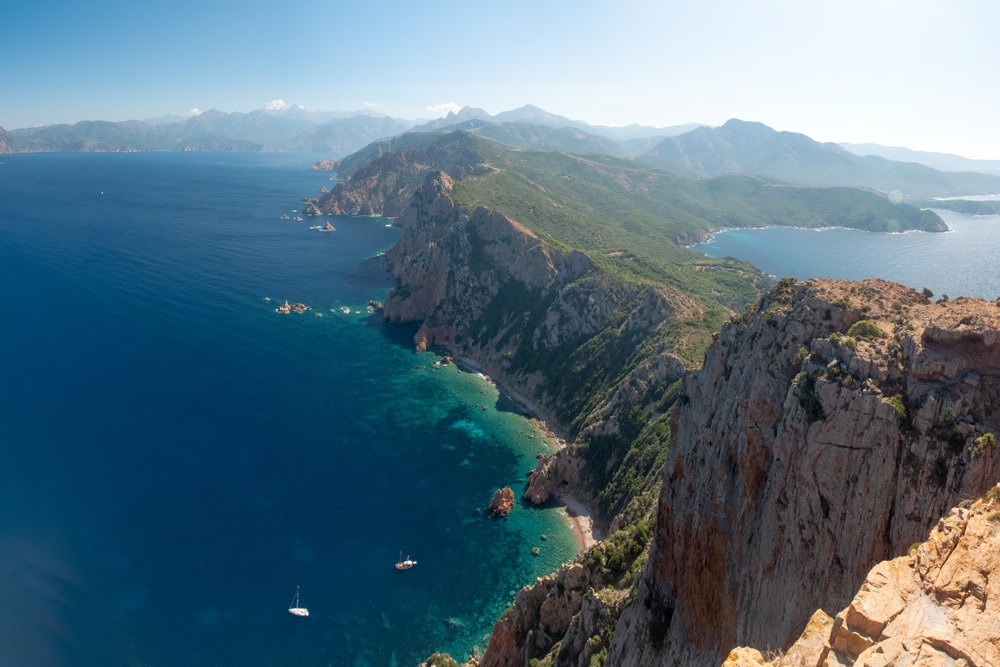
(607, 278, 1000, 667)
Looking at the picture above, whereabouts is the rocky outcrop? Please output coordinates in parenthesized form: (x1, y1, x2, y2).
(302, 199, 322, 216)
(487, 487, 515, 517)
(0, 126, 9, 154)
(311, 159, 338, 171)
(726, 485, 1000, 666)
(523, 452, 586, 505)
(608, 279, 1000, 667)
(479, 563, 600, 667)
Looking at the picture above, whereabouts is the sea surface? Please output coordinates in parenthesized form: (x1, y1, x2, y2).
(0, 152, 578, 667)
(690, 208, 1000, 300)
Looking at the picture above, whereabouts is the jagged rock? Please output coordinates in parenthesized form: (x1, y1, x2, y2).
(608, 278, 1000, 667)
(487, 487, 515, 517)
(311, 159, 338, 171)
(727, 487, 1000, 666)
(522, 451, 585, 505)
(479, 563, 596, 667)
(302, 200, 322, 216)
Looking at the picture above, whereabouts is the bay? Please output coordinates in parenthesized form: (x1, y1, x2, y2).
(690, 209, 1000, 300)
(0, 152, 577, 666)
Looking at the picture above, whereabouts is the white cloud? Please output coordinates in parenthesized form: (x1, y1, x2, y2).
(189, 108, 202, 115)
(427, 102, 461, 116)
(264, 99, 290, 111)
(363, 101, 385, 108)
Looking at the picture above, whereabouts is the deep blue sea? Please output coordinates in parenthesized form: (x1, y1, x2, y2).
(691, 208, 1000, 300)
(0, 152, 577, 667)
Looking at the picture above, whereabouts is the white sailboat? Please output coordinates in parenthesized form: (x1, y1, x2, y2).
(288, 586, 309, 617)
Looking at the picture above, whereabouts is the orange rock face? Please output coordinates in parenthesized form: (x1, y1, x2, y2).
(487, 487, 515, 517)
(727, 487, 1000, 666)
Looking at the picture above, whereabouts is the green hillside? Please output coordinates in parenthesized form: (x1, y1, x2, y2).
(323, 130, 943, 294)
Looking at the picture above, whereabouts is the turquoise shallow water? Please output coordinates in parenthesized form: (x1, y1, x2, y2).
(0, 152, 577, 666)
(690, 209, 1000, 300)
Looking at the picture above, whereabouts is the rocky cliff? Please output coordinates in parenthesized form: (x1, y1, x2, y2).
(317, 139, 498, 217)
(0, 126, 9, 154)
(606, 278, 1000, 667)
(381, 170, 696, 438)
(726, 483, 1000, 666)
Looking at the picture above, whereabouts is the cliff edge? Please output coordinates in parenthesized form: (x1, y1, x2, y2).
(608, 279, 1000, 666)
(727, 484, 1000, 666)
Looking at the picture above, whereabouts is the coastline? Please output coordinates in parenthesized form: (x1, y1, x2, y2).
(452, 356, 599, 551)
(454, 356, 569, 444)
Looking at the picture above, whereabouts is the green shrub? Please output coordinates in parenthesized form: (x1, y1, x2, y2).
(847, 319, 884, 338)
(970, 432, 996, 457)
(889, 395, 907, 422)
(424, 652, 460, 667)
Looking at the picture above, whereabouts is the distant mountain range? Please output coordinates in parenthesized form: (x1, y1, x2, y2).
(840, 142, 1000, 177)
(0, 104, 700, 157)
(645, 119, 1000, 199)
(2, 105, 999, 200)
(0, 108, 414, 154)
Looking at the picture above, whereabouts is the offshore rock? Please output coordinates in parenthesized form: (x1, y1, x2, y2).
(608, 279, 1000, 667)
(302, 199, 322, 216)
(487, 487, 515, 517)
(727, 486, 1000, 666)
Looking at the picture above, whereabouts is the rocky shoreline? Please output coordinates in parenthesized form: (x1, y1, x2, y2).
(453, 355, 599, 551)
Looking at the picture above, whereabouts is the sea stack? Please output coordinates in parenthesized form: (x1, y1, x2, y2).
(487, 487, 515, 517)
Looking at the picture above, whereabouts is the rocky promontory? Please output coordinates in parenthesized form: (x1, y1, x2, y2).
(380, 170, 694, 437)
(605, 279, 1000, 667)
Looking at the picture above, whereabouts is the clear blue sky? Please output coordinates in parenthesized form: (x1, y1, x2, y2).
(4, 0, 998, 159)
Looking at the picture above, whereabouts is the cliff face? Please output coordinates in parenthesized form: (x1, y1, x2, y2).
(382, 171, 694, 436)
(727, 485, 1000, 666)
(317, 141, 497, 217)
(0, 126, 10, 154)
(608, 279, 1000, 667)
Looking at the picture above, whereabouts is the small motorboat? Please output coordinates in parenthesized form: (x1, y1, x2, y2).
(395, 552, 417, 571)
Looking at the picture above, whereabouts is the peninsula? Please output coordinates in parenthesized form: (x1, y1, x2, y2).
(311, 123, 1000, 667)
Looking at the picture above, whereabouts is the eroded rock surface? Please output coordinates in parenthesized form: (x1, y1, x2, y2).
(608, 279, 1000, 667)
(726, 486, 1000, 667)
(488, 487, 515, 517)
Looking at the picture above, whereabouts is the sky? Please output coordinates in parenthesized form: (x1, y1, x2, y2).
(3, 0, 998, 159)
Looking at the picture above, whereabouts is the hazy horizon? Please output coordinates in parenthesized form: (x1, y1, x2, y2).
(4, 1, 999, 160)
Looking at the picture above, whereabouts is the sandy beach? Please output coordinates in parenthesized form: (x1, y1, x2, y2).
(557, 492, 600, 550)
